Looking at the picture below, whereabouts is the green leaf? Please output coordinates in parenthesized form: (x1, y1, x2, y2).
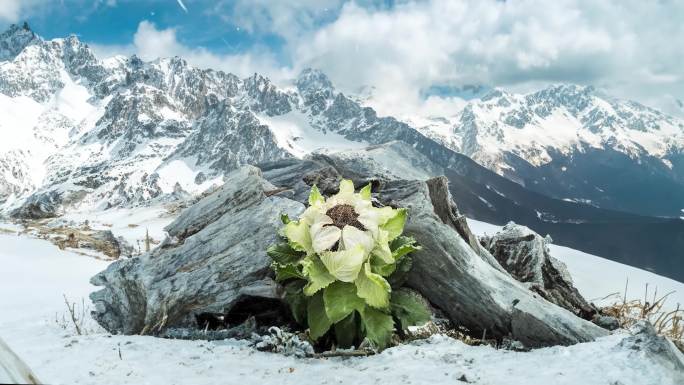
(267, 243, 304, 265)
(359, 306, 394, 350)
(359, 183, 372, 200)
(334, 312, 359, 348)
(283, 280, 307, 324)
(323, 281, 365, 323)
(355, 262, 391, 309)
(388, 254, 413, 288)
(302, 256, 336, 296)
(308, 185, 325, 206)
(390, 236, 421, 260)
(390, 289, 431, 331)
(381, 208, 407, 241)
(283, 220, 313, 254)
(370, 254, 396, 277)
(271, 261, 305, 282)
(319, 245, 365, 282)
(307, 292, 332, 341)
(280, 213, 291, 224)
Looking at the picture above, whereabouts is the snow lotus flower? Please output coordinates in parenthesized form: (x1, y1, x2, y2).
(268, 179, 429, 350)
(285, 180, 400, 281)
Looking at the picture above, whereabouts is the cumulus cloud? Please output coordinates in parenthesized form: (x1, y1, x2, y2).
(91, 21, 293, 82)
(0, 0, 49, 24)
(0, 1, 22, 22)
(55, 1, 684, 118)
(213, 0, 345, 41)
(283, 0, 684, 118)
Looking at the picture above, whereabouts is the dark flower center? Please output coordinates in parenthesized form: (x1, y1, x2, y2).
(325, 204, 365, 230)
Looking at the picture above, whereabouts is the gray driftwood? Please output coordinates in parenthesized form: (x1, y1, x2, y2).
(90, 166, 304, 334)
(90, 143, 607, 347)
(481, 223, 597, 320)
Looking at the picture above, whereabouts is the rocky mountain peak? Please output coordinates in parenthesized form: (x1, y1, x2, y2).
(0, 22, 40, 61)
(296, 68, 333, 92)
(296, 68, 335, 114)
(525, 83, 596, 115)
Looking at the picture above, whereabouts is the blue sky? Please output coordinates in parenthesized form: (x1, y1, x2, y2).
(20, 0, 288, 58)
(2, 1, 683, 119)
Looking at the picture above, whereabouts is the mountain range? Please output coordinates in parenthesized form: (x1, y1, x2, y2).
(0, 23, 683, 280)
(392, 84, 684, 217)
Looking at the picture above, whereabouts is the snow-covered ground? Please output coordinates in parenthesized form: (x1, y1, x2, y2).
(58, 206, 177, 248)
(467, 219, 684, 310)
(1, 220, 683, 385)
(258, 110, 368, 158)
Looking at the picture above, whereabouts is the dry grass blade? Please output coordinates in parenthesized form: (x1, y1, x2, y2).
(602, 282, 682, 344)
(63, 294, 82, 336)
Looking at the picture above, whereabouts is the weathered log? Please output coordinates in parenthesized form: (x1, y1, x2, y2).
(378, 177, 607, 347)
(91, 145, 607, 347)
(264, 148, 607, 346)
(482, 223, 597, 320)
(0, 337, 41, 385)
(90, 166, 304, 334)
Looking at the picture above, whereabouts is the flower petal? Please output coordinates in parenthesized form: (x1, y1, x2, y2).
(327, 179, 356, 207)
(283, 220, 313, 254)
(338, 179, 355, 195)
(357, 211, 380, 233)
(341, 225, 374, 254)
(359, 183, 372, 200)
(300, 204, 325, 225)
(375, 206, 397, 225)
(320, 245, 365, 282)
(308, 185, 325, 206)
(311, 224, 341, 253)
(372, 229, 393, 264)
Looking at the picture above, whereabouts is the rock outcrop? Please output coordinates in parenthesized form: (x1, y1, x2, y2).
(91, 145, 607, 346)
(10, 190, 63, 219)
(480, 223, 597, 320)
(620, 321, 684, 378)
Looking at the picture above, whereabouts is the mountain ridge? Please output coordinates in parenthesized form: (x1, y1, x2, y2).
(399, 82, 684, 216)
(1, 23, 683, 281)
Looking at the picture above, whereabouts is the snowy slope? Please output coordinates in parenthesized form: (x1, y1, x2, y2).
(1, 230, 683, 385)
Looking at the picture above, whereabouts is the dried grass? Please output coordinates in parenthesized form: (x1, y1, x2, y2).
(601, 279, 683, 343)
(54, 295, 102, 336)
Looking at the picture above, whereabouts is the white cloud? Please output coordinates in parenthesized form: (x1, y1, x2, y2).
(281, 0, 684, 118)
(90, 21, 292, 83)
(0, 1, 21, 22)
(214, 0, 344, 41)
(71, 1, 684, 119)
(0, 0, 49, 23)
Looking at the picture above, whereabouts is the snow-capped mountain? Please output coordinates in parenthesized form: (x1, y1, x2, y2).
(2, 22, 684, 220)
(2, 23, 684, 280)
(410, 85, 684, 216)
(0, 24, 373, 217)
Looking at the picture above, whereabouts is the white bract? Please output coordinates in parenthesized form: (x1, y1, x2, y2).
(282, 179, 405, 284)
